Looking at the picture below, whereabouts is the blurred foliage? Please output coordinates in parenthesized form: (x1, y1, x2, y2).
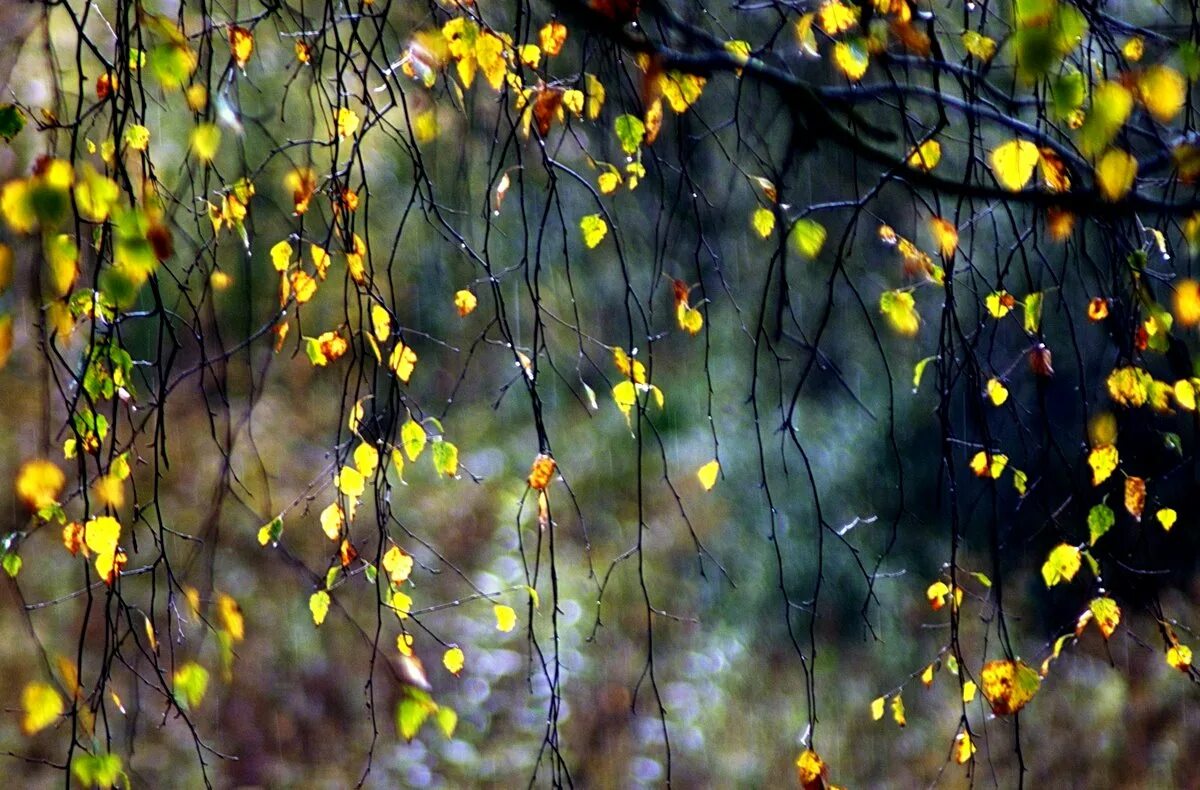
(1, 0, 1200, 787)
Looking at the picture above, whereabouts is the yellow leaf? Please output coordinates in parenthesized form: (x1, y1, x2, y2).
(1157, 507, 1178, 531)
(1087, 444, 1118, 486)
(353, 442, 379, 478)
(84, 515, 121, 556)
(980, 659, 1040, 715)
(454, 289, 477, 316)
(961, 31, 996, 61)
(382, 545, 414, 584)
(920, 663, 935, 686)
(309, 590, 330, 626)
(818, 0, 858, 34)
(697, 460, 720, 491)
(659, 71, 706, 113)
(989, 140, 1039, 191)
(870, 696, 885, 720)
(16, 459, 66, 510)
(880, 289, 919, 336)
(1167, 643, 1193, 671)
(907, 140, 941, 171)
(833, 40, 869, 81)
(1122, 36, 1144, 62)
(612, 347, 647, 384)
(190, 123, 220, 162)
(985, 290, 1014, 318)
(318, 503, 344, 542)
(21, 681, 63, 735)
(1175, 280, 1200, 327)
(580, 214, 608, 248)
(228, 26, 254, 68)
(953, 731, 976, 764)
(389, 342, 418, 383)
(1041, 543, 1082, 587)
(970, 450, 1008, 479)
(890, 694, 906, 727)
(476, 32, 507, 91)
(962, 680, 977, 703)
(217, 593, 245, 641)
(613, 379, 638, 426)
(539, 21, 567, 56)
(1095, 148, 1137, 201)
(1088, 596, 1120, 639)
(929, 217, 957, 257)
(1138, 65, 1186, 124)
(584, 73, 605, 119)
(795, 749, 828, 789)
(443, 646, 465, 675)
(269, 241, 292, 272)
(751, 207, 775, 238)
(676, 302, 703, 335)
(494, 604, 517, 632)
(371, 304, 391, 342)
(123, 124, 150, 151)
(290, 270, 317, 303)
(402, 419, 427, 461)
(337, 465, 365, 498)
(598, 170, 622, 194)
(1124, 475, 1146, 521)
(390, 590, 412, 618)
(985, 378, 1009, 406)
(794, 13, 819, 59)
(926, 580, 951, 611)
(336, 107, 359, 139)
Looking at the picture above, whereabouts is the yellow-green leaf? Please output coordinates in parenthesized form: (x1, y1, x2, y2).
(1041, 543, 1082, 587)
(580, 214, 608, 248)
(309, 590, 331, 626)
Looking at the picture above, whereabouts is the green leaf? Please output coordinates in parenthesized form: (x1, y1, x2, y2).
(401, 419, 427, 461)
(912, 355, 937, 391)
(435, 705, 458, 738)
(2, 551, 21, 577)
(1088, 503, 1115, 545)
(173, 661, 209, 709)
(396, 688, 437, 741)
(614, 114, 645, 155)
(1023, 292, 1043, 334)
(431, 439, 459, 478)
(0, 104, 25, 141)
(364, 564, 378, 585)
(257, 515, 283, 546)
(325, 566, 341, 589)
(789, 218, 826, 259)
(72, 753, 125, 790)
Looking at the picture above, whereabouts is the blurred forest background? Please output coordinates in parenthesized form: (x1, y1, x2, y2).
(1, 0, 1199, 787)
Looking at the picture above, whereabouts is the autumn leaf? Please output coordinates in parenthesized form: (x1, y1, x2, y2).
(402, 419, 427, 461)
(528, 454, 557, 490)
(880, 289, 919, 336)
(833, 39, 869, 81)
(1167, 643, 1193, 671)
(961, 31, 996, 61)
(336, 107, 359, 139)
(580, 214, 608, 248)
(228, 26, 254, 69)
(890, 694, 906, 727)
(190, 123, 220, 162)
(870, 696, 885, 720)
(795, 749, 829, 790)
(1088, 596, 1120, 639)
(989, 140, 1039, 191)
(309, 590, 331, 626)
(21, 681, 64, 735)
(980, 658, 1040, 716)
(337, 465, 365, 498)
(16, 459, 66, 510)
(1124, 476, 1146, 521)
(969, 450, 1008, 479)
(953, 731, 976, 764)
(985, 378, 1009, 406)
(1041, 543, 1082, 587)
(1138, 65, 1186, 123)
(389, 342, 418, 383)
(454, 289, 477, 316)
(1087, 444, 1118, 486)
(443, 646, 465, 675)
(985, 290, 1015, 318)
(539, 21, 567, 56)
(1174, 280, 1200, 327)
(1156, 508, 1178, 531)
(906, 140, 941, 171)
(494, 604, 517, 632)
(1095, 148, 1137, 201)
(697, 459, 720, 491)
